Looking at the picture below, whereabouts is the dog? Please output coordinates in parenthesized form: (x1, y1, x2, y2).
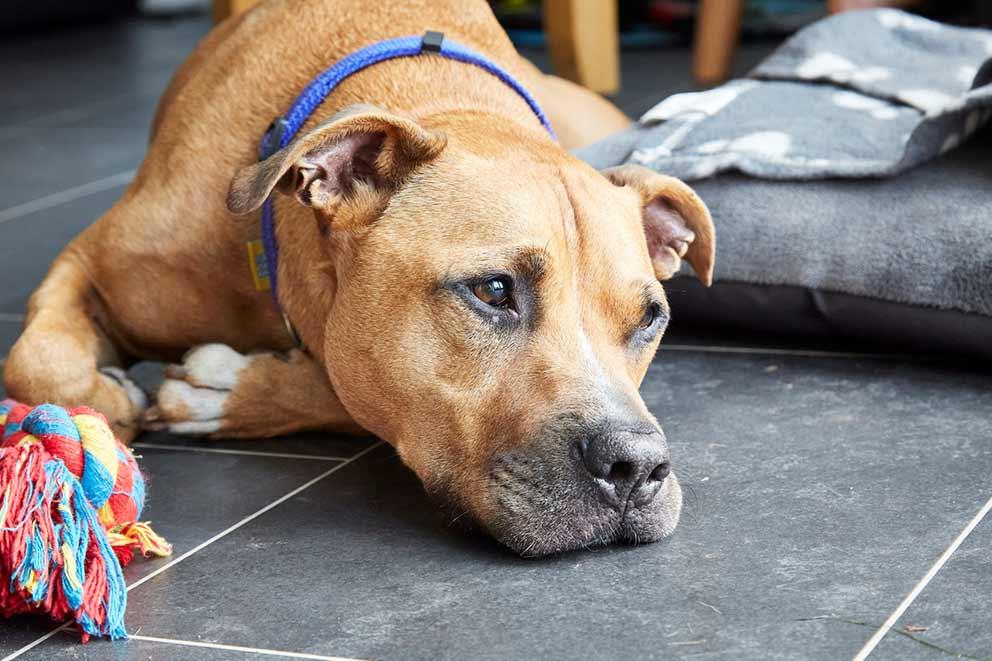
(3, 0, 714, 556)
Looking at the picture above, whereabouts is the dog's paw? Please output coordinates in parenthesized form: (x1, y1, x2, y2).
(99, 366, 149, 442)
(143, 344, 252, 435)
(100, 366, 149, 411)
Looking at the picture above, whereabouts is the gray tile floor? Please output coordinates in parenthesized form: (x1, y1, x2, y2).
(1, 12, 990, 661)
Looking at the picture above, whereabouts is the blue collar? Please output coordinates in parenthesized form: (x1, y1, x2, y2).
(257, 31, 557, 313)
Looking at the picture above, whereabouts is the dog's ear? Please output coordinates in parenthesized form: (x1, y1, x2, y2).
(602, 164, 715, 286)
(227, 105, 446, 222)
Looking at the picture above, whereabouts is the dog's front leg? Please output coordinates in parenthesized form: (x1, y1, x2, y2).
(4, 258, 147, 442)
(145, 344, 364, 438)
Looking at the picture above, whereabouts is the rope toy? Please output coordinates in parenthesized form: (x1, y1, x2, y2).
(0, 399, 171, 641)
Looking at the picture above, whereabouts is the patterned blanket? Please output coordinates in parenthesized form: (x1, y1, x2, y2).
(578, 9, 992, 180)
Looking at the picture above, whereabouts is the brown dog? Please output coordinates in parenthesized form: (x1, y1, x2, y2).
(3, 0, 714, 555)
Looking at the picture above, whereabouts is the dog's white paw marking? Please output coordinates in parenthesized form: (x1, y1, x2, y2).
(155, 380, 225, 434)
(146, 344, 254, 436)
(100, 366, 149, 410)
(171, 343, 250, 390)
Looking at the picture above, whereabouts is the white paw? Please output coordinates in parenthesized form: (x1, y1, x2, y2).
(100, 366, 149, 410)
(144, 344, 253, 436)
(165, 343, 250, 390)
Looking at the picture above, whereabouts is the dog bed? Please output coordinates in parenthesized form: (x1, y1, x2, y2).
(662, 127, 992, 358)
(578, 10, 992, 358)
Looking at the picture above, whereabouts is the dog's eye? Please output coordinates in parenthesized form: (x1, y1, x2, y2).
(639, 303, 663, 330)
(472, 277, 512, 308)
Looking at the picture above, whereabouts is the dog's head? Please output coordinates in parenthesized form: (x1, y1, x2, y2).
(228, 106, 714, 555)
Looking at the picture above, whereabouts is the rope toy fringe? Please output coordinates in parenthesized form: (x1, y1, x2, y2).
(0, 399, 171, 641)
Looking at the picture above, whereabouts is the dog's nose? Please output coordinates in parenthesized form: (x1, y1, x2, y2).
(581, 430, 671, 508)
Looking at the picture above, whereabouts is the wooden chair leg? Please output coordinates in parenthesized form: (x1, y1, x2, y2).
(543, 0, 620, 95)
(693, 0, 745, 86)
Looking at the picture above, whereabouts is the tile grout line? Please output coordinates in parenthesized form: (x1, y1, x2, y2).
(127, 634, 365, 661)
(2, 441, 384, 660)
(661, 344, 923, 361)
(0, 170, 135, 225)
(131, 442, 351, 462)
(853, 492, 992, 660)
(1, 624, 70, 661)
(126, 440, 384, 593)
(0, 314, 25, 323)
(0, 90, 149, 137)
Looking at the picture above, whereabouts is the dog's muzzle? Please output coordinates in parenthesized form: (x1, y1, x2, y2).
(483, 419, 682, 556)
(578, 428, 672, 510)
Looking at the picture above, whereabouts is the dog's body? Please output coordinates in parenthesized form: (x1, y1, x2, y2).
(5, 0, 715, 555)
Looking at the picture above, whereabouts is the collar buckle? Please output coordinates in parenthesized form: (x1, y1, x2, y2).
(260, 117, 290, 160)
(422, 31, 445, 53)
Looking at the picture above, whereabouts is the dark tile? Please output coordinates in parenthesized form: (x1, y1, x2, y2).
(28, 632, 272, 661)
(84, 352, 992, 660)
(0, 17, 211, 218)
(0, 127, 141, 211)
(872, 513, 992, 659)
(0, 186, 124, 313)
(0, 17, 211, 127)
(124, 447, 348, 581)
(0, 620, 60, 659)
(0, 446, 342, 655)
(869, 632, 970, 661)
(0, 89, 164, 142)
(0, 319, 23, 356)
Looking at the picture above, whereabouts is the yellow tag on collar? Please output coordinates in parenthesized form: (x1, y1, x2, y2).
(247, 240, 271, 291)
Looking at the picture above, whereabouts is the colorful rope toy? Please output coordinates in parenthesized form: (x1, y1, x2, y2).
(0, 399, 170, 641)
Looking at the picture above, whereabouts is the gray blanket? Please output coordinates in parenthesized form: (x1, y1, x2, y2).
(686, 125, 992, 318)
(656, 124, 992, 359)
(578, 9, 992, 180)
